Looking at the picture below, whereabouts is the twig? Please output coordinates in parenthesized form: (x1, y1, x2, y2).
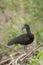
(9, 55, 15, 65)
(21, 43, 43, 61)
(0, 58, 11, 65)
(8, 52, 21, 65)
(9, 52, 21, 56)
(15, 53, 26, 65)
(8, 43, 43, 65)
(8, 60, 15, 65)
(0, 52, 21, 65)
(0, 43, 17, 52)
(0, 43, 43, 65)
(0, 43, 21, 54)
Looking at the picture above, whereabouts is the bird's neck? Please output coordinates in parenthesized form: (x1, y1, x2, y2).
(26, 28, 31, 34)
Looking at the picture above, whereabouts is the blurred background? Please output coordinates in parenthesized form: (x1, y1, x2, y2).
(0, 0, 43, 65)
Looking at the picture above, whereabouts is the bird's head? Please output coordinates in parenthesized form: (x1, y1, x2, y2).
(21, 24, 30, 33)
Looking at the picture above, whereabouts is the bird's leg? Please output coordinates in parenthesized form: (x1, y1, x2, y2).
(23, 45, 27, 53)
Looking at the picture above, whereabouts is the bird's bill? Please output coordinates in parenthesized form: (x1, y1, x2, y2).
(21, 26, 25, 31)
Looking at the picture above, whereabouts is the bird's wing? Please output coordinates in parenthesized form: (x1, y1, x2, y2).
(14, 34, 30, 42)
(8, 34, 30, 45)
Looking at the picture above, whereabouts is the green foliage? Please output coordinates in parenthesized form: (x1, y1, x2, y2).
(29, 59, 39, 65)
(36, 29, 43, 42)
(3, 0, 11, 4)
(29, 50, 43, 65)
(37, 50, 43, 58)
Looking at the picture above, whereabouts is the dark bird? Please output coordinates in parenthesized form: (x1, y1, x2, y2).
(8, 24, 34, 46)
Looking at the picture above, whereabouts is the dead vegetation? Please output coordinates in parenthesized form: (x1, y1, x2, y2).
(0, 41, 43, 65)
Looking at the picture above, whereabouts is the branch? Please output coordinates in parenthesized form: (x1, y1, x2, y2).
(15, 53, 26, 65)
(0, 58, 11, 65)
(21, 43, 43, 61)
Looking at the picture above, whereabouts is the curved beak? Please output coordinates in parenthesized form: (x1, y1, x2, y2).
(20, 26, 25, 31)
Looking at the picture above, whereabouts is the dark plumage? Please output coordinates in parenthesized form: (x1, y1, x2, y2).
(8, 24, 34, 46)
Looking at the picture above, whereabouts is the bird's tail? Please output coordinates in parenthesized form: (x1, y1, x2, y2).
(8, 39, 16, 46)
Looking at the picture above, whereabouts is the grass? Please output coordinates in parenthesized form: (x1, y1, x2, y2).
(0, 0, 43, 65)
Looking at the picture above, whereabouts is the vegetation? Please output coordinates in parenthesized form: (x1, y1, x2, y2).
(0, 0, 43, 65)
